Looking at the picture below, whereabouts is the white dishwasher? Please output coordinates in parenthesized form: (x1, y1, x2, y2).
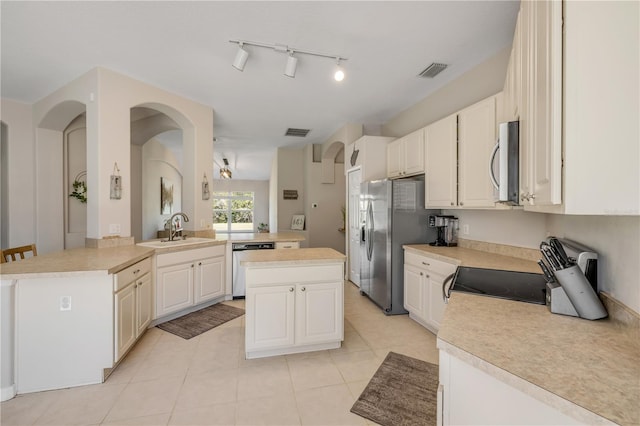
(232, 242, 275, 298)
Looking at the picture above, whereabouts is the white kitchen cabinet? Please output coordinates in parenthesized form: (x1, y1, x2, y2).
(403, 250, 456, 333)
(425, 113, 458, 208)
(425, 95, 499, 209)
(345, 135, 394, 181)
(114, 257, 152, 362)
(387, 128, 424, 179)
(501, 8, 521, 123)
(275, 241, 299, 249)
(458, 96, 498, 208)
(245, 262, 344, 359)
(439, 350, 582, 425)
(156, 245, 226, 319)
(347, 167, 362, 286)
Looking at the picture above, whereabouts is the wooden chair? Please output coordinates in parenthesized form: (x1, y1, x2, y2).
(1, 244, 38, 263)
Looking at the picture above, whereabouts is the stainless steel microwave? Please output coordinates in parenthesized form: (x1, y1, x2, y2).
(490, 121, 519, 205)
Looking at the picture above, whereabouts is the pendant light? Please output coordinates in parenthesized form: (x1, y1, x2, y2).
(284, 51, 298, 78)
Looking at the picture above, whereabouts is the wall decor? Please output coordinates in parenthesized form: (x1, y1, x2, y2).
(202, 173, 210, 200)
(70, 170, 87, 203)
(161, 177, 174, 214)
(110, 162, 122, 200)
(283, 189, 298, 200)
(291, 214, 305, 230)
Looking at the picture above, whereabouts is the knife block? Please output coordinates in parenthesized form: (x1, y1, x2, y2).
(553, 265, 608, 320)
(546, 282, 578, 317)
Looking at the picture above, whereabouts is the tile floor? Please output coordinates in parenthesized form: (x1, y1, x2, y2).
(1, 282, 439, 426)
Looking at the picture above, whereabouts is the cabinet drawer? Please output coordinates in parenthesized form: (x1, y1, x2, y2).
(157, 244, 225, 267)
(275, 241, 299, 249)
(245, 264, 343, 286)
(114, 257, 151, 291)
(405, 251, 457, 276)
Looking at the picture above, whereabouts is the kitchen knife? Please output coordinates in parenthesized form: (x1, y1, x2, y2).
(549, 238, 571, 267)
(541, 242, 565, 270)
(537, 260, 555, 282)
(541, 246, 561, 271)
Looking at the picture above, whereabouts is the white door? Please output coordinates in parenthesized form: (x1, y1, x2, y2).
(115, 282, 136, 362)
(136, 273, 152, 337)
(156, 262, 194, 317)
(194, 256, 225, 304)
(246, 285, 295, 351)
(295, 282, 343, 345)
(403, 264, 425, 319)
(347, 168, 362, 286)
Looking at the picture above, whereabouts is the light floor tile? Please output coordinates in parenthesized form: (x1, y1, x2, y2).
(102, 375, 184, 423)
(236, 363, 293, 401)
(169, 402, 236, 425)
(173, 368, 238, 411)
(130, 351, 193, 383)
(236, 395, 301, 425)
(0, 390, 61, 426)
(345, 379, 370, 400)
(295, 383, 366, 425)
(330, 349, 384, 383)
(287, 354, 345, 392)
(101, 412, 171, 425)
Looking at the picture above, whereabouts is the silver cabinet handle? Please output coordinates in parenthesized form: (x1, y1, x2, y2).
(191, 264, 194, 268)
(459, 202, 464, 206)
(420, 272, 423, 276)
(289, 287, 294, 292)
(301, 287, 306, 292)
(451, 202, 454, 206)
(422, 261, 430, 266)
(199, 262, 202, 266)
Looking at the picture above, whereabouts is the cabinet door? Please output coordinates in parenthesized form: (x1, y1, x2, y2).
(347, 168, 362, 286)
(425, 114, 458, 208)
(136, 273, 152, 337)
(458, 96, 497, 208)
(115, 282, 136, 362)
(194, 256, 225, 304)
(403, 129, 425, 176)
(156, 262, 194, 317)
(246, 285, 295, 351)
(426, 272, 448, 331)
(386, 139, 403, 178)
(404, 264, 425, 319)
(295, 281, 343, 345)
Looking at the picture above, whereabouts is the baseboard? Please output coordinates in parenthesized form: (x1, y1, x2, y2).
(1, 383, 16, 402)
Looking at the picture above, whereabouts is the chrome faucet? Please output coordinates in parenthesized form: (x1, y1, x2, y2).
(167, 212, 190, 241)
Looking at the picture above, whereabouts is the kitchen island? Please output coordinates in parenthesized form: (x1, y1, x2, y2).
(238, 248, 346, 359)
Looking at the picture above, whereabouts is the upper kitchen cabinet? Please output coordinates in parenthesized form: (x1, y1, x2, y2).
(425, 95, 499, 209)
(345, 136, 395, 182)
(501, 9, 522, 123)
(387, 128, 425, 179)
(510, 1, 638, 214)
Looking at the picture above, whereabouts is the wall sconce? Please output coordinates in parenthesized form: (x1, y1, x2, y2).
(202, 173, 210, 200)
(110, 162, 122, 200)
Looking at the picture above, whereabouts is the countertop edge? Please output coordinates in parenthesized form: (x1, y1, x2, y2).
(436, 338, 616, 425)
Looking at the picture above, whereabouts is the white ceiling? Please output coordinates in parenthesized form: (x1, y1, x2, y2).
(1, 1, 519, 180)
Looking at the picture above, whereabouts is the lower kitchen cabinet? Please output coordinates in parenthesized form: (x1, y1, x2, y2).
(156, 245, 225, 319)
(438, 350, 582, 425)
(403, 250, 456, 333)
(245, 262, 344, 359)
(114, 258, 152, 362)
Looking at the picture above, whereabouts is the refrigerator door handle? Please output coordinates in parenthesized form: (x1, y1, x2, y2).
(366, 202, 374, 261)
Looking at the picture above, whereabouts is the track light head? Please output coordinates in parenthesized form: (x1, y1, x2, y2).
(334, 58, 345, 82)
(284, 51, 298, 78)
(233, 42, 249, 71)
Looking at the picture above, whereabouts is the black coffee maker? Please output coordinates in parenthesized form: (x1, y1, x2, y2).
(428, 215, 459, 247)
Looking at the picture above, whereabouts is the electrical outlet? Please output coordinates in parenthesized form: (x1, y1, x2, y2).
(462, 224, 470, 235)
(312, 203, 318, 208)
(60, 296, 72, 311)
(109, 223, 121, 234)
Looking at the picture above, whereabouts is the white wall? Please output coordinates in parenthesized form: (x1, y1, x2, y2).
(0, 99, 36, 249)
(277, 147, 305, 231)
(212, 179, 269, 232)
(269, 156, 278, 232)
(35, 128, 64, 254)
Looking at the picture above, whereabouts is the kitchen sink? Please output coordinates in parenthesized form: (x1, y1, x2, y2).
(136, 237, 216, 249)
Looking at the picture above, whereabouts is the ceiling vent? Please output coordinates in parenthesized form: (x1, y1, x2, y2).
(285, 128, 311, 137)
(418, 62, 448, 78)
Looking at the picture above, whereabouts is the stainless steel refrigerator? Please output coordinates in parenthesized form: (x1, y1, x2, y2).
(360, 176, 439, 315)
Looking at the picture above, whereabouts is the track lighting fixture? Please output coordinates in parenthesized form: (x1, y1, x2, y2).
(229, 39, 346, 81)
(284, 51, 298, 78)
(220, 158, 232, 179)
(232, 42, 249, 71)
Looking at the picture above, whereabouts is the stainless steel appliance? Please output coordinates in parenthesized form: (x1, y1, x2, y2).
(360, 177, 439, 315)
(428, 215, 459, 247)
(539, 237, 606, 320)
(490, 120, 519, 205)
(232, 242, 275, 298)
(444, 267, 547, 305)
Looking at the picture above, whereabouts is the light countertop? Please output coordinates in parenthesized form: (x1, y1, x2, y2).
(438, 293, 639, 425)
(403, 244, 541, 273)
(0, 246, 155, 279)
(238, 247, 345, 266)
(407, 244, 640, 425)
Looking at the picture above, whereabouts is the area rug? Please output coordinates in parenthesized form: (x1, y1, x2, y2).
(156, 303, 244, 339)
(351, 351, 439, 426)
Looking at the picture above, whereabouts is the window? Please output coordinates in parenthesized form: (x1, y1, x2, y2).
(213, 191, 254, 233)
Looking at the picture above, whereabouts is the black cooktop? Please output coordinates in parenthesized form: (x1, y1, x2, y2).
(449, 267, 547, 305)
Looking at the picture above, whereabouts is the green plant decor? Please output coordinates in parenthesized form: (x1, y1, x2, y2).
(70, 180, 87, 203)
(257, 222, 269, 233)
